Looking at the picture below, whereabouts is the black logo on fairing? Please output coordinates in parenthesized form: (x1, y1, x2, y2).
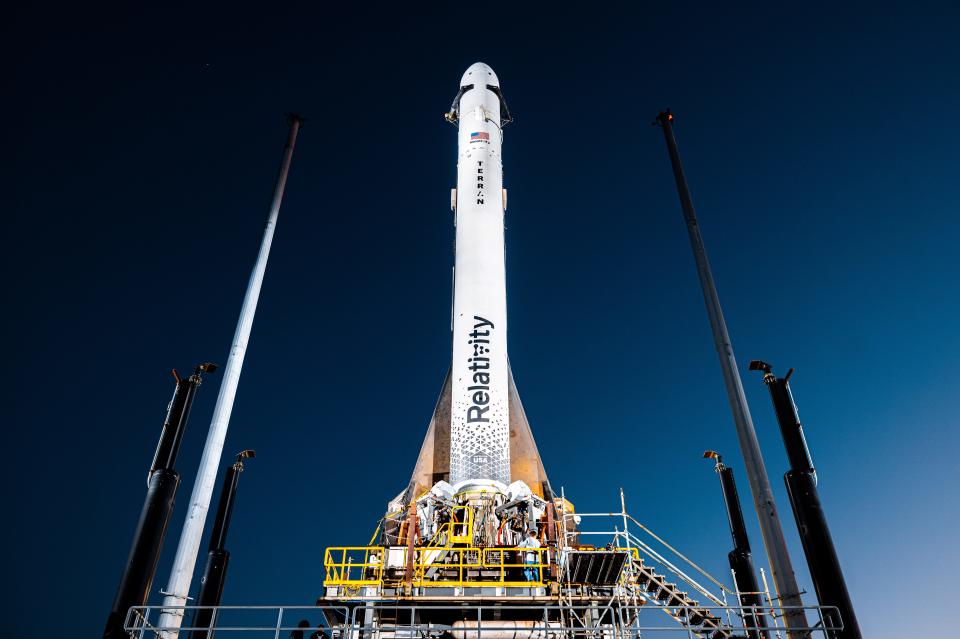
(466, 316, 494, 424)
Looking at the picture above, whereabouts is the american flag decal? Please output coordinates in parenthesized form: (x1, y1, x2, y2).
(470, 131, 490, 141)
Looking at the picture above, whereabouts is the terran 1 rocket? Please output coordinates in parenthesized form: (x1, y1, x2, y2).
(448, 63, 512, 487)
(401, 63, 551, 502)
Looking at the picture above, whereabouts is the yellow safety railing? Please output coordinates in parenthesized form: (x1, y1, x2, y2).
(324, 544, 551, 588)
(424, 506, 474, 548)
(611, 546, 640, 560)
(324, 546, 384, 586)
(412, 546, 549, 587)
(449, 506, 473, 544)
(425, 523, 453, 548)
(324, 545, 550, 588)
(481, 547, 549, 587)
(413, 547, 482, 586)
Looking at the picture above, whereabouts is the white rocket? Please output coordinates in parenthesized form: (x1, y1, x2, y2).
(449, 63, 512, 488)
(402, 63, 551, 503)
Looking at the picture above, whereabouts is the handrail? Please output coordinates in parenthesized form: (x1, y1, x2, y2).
(423, 506, 473, 548)
(413, 546, 481, 586)
(124, 603, 842, 637)
(450, 506, 473, 543)
(624, 530, 728, 606)
(563, 509, 734, 601)
(481, 547, 548, 586)
(624, 513, 731, 594)
(323, 546, 384, 586)
(323, 545, 549, 588)
(413, 546, 548, 587)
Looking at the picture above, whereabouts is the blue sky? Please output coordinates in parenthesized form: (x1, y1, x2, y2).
(6, 3, 959, 637)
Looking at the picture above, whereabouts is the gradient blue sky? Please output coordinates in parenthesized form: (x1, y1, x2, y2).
(6, 3, 959, 638)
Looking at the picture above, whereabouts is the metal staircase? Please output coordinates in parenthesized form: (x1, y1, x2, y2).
(631, 558, 739, 639)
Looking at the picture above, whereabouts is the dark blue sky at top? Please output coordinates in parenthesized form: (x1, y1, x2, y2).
(5, 3, 959, 638)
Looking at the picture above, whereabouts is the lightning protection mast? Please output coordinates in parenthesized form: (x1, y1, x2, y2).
(654, 110, 808, 637)
(157, 115, 302, 638)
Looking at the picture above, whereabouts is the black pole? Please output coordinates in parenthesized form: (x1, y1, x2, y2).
(104, 363, 216, 639)
(189, 450, 255, 639)
(704, 452, 768, 639)
(749, 361, 861, 639)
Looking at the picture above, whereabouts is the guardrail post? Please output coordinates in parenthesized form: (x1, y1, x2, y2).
(273, 607, 283, 639)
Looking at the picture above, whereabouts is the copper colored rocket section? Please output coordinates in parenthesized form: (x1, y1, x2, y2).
(405, 370, 453, 500)
(405, 366, 551, 501)
(506, 366, 552, 499)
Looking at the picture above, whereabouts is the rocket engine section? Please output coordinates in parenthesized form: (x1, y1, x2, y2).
(385, 479, 547, 550)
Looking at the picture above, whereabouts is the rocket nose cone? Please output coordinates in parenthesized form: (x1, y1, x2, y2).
(460, 62, 499, 88)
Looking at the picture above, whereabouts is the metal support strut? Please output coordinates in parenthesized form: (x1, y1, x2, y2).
(188, 450, 256, 639)
(704, 451, 769, 639)
(749, 361, 861, 639)
(103, 363, 216, 639)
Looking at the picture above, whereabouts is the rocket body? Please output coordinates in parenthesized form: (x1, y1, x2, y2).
(449, 63, 510, 487)
(401, 63, 550, 504)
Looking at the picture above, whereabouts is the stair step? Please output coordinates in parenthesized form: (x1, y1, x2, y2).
(687, 611, 706, 625)
(655, 583, 678, 599)
(665, 590, 688, 606)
